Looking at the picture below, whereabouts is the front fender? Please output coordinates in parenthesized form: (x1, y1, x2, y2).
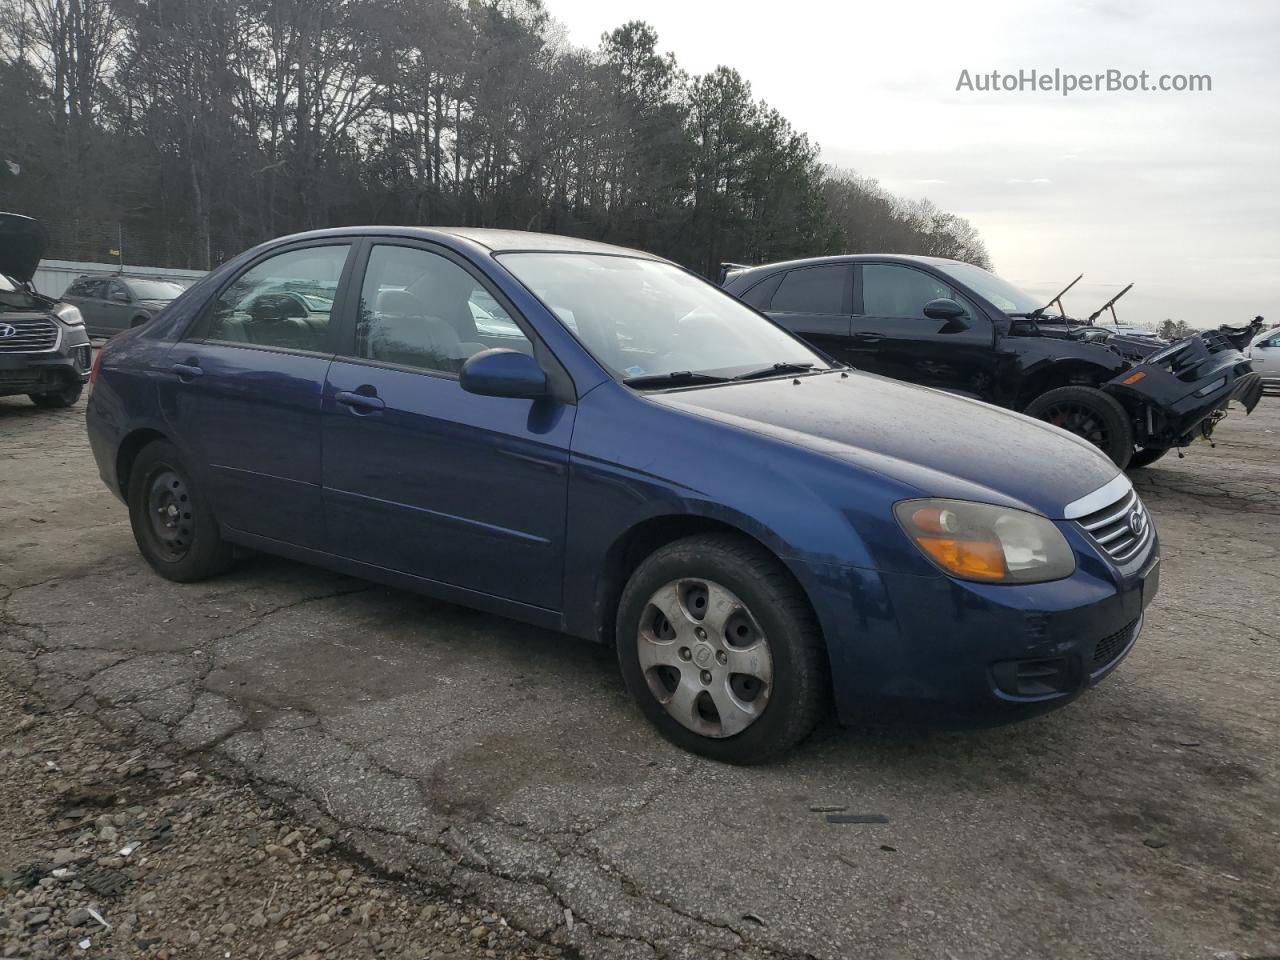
(559, 383, 934, 645)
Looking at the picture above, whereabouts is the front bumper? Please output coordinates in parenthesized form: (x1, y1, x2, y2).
(1105, 331, 1262, 446)
(806, 529, 1159, 727)
(0, 325, 92, 395)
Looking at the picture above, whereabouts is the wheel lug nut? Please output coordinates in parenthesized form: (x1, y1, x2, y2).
(700, 670, 712, 685)
(716, 651, 727, 665)
(678, 647, 692, 661)
(695, 627, 707, 640)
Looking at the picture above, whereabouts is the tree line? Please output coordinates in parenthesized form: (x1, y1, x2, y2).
(0, 0, 992, 277)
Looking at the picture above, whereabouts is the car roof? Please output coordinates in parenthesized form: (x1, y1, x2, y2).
(260, 226, 666, 261)
(730, 253, 969, 278)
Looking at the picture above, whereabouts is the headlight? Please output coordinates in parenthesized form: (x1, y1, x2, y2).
(52, 303, 84, 327)
(893, 499, 1076, 584)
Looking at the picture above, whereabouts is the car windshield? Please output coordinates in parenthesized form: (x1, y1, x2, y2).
(128, 280, 185, 301)
(933, 262, 1044, 315)
(498, 253, 828, 383)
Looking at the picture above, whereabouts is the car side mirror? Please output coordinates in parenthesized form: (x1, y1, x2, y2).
(923, 298, 967, 321)
(460, 348, 548, 399)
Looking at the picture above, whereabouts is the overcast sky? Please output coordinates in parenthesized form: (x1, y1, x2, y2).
(549, 0, 1279, 329)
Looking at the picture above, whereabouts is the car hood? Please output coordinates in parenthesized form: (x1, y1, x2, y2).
(0, 213, 47, 285)
(649, 371, 1120, 519)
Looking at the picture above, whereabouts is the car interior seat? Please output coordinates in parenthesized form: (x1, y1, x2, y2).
(369, 289, 475, 371)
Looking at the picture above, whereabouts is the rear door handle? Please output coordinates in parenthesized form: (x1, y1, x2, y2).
(335, 390, 385, 413)
(171, 362, 203, 381)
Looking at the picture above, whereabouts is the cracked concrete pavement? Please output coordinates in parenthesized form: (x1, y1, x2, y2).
(1, 391, 1278, 959)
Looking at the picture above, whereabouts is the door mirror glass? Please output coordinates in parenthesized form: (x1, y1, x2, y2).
(923, 298, 967, 320)
(460, 348, 547, 399)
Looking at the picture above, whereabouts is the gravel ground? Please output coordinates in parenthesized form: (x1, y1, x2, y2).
(0, 683, 555, 960)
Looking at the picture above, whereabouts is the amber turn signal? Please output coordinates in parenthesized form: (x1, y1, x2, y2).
(914, 536, 1008, 580)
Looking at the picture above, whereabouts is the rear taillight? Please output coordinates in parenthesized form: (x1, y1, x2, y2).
(88, 346, 105, 389)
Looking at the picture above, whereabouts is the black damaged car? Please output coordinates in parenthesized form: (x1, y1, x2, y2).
(0, 213, 93, 408)
(722, 255, 1263, 469)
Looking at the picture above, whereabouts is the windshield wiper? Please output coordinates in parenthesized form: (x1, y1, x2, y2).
(732, 362, 817, 381)
(623, 370, 730, 389)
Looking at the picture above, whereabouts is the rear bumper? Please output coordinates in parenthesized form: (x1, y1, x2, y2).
(804, 534, 1159, 727)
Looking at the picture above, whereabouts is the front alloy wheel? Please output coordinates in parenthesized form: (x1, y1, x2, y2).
(638, 578, 774, 738)
(616, 533, 828, 764)
(1024, 385, 1134, 468)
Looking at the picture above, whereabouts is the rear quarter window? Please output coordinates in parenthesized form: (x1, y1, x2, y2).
(769, 265, 850, 314)
(737, 273, 783, 309)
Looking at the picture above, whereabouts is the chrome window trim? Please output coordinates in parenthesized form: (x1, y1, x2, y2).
(1061, 473, 1133, 520)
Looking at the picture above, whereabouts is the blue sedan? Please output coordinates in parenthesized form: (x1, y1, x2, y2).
(85, 228, 1159, 763)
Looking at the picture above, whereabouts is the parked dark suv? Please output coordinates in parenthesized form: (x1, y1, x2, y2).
(722, 255, 1263, 469)
(0, 213, 93, 408)
(62, 274, 187, 337)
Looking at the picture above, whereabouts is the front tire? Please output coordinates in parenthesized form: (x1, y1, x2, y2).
(1127, 446, 1171, 469)
(29, 382, 83, 408)
(127, 440, 234, 582)
(1024, 385, 1134, 469)
(616, 534, 828, 765)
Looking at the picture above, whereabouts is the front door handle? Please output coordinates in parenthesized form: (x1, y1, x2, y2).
(851, 332, 883, 344)
(171, 362, 203, 381)
(335, 390, 386, 413)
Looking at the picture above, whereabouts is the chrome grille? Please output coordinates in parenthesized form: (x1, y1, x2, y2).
(1074, 487, 1152, 563)
(0, 317, 58, 353)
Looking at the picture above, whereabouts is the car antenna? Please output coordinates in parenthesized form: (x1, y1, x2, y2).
(1086, 282, 1135, 327)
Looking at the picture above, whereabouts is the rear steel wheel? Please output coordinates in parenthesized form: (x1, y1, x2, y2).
(126, 440, 234, 582)
(144, 468, 195, 561)
(638, 578, 774, 739)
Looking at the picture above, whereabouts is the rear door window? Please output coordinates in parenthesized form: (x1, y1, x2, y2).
(770, 265, 851, 314)
(202, 245, 351, 353)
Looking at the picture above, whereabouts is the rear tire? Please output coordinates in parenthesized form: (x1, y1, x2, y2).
(29, 382, 83, 408)
(1025, 385, 1134, 469)
(127, 440, 234, 582)
(1127, 446, 1171, 469)
(616, 534, 828, 765)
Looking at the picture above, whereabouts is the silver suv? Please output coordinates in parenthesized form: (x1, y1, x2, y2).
(62, 274, 186, 337)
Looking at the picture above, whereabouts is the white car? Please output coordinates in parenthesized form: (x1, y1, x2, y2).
(1248, 328, 1280, 393)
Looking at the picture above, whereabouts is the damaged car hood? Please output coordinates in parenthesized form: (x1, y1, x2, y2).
(651, 371, 1119, 519)
(0, 213, 47, 285)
